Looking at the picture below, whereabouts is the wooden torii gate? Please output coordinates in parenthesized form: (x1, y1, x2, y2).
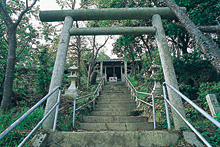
(39, 7, 187, 130)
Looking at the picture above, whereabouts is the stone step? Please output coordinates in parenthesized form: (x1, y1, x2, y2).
(94, 106, 135, 111)
(83, 116, 148, 123)
(101, 89, 129, 93)
(95, 103, 136, 108)
(98, 94, 130, 98)
(96, 98, 133, 103)
(91, 110, 140, 116)
(96, 101, 135, 105)
(44, 131, 179, 147)
(97, 97, 132, 100)
(79, 122, 154, 131)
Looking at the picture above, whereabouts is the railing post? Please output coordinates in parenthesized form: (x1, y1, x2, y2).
(73, 99, 76, 128)
(163, 84, 171, 130)
(136, 92, 139, 108)
(93, 95, 95, 110)
(53, 89, 62, 131)
(152, 94, 156, 129)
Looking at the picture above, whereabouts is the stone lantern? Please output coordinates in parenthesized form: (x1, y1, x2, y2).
(64, 65, 79, 97)
(149, 63, 163, 96)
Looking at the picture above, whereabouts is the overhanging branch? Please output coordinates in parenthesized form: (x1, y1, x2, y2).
(15, 0, 37, 27)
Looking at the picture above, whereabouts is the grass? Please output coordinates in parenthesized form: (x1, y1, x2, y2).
(0, 107, 44, 147)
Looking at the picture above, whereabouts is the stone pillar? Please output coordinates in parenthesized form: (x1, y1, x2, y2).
(124, 60, 127, 77)
(43, 16, 73, 130)
(206, 94, 220, 117)
(152, 14, 187, 129)
(100, 61, 103, 77)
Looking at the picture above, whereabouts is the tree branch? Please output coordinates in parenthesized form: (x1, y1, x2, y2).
(15, 40, 29, 59)
(174, 22, 220, 33)
(15, 0, 37, 27)
(72, 0, 76, 10)
(66, 1, 72, 9)
(0, 1, 13, 26)
(163, 0, 220, 72)
(140, 35, 153, 64)
(95, 36, 109, 52)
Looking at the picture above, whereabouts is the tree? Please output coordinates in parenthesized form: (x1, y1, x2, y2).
(163, 0, 220, 72)
(113, 35, 147, 79)
(86, 36, 109, 87)
(0, 0, 37, 112)
(97, 51, 111, 60)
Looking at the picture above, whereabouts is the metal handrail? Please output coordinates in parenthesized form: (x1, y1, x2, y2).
(124, 76, 156, 129)
(72, 76, 105, 127)
(163, 82, 220, 147)
(0, 86, 62, 147)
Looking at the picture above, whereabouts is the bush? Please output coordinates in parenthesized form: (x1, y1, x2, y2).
(197, 82, 220, 108)
(173, 52, 220, 99)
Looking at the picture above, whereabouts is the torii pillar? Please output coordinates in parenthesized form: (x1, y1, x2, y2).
(42, 16, 73, 130)
(152, 14, 187, 129)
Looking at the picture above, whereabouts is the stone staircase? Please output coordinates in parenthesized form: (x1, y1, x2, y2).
(79, 81, 154, 131)
(40, 82, 181, 147)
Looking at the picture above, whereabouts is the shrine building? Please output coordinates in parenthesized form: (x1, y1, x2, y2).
(94, 59, 141, 81)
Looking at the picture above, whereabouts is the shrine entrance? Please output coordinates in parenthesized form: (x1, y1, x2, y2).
(40, 7, 187, 130)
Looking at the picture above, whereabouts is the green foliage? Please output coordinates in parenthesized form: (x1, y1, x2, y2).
(173, 52, 220, 99)
(97, 51, 111, 60)
(197, 82, 220, 107)
(35, 47, 54, 97)
(113, 35, 139, 60)
(0, 107, 44, 147)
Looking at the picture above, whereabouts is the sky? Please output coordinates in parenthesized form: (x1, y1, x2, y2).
(38, 0, 118, 58)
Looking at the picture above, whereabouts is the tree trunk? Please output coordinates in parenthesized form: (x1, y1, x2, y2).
(163, 0, 220, 72)
(87, 64, 91, 87)
(77, 50, 81, 88)
(0, 26, 16, 112)
(77, 36, 81, 88)
(81, 56, 88, 77)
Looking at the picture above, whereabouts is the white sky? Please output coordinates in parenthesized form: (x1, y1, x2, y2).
(38, 0, 118, 58)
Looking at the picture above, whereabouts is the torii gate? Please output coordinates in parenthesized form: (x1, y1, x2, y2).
(39, 7, 187, 130)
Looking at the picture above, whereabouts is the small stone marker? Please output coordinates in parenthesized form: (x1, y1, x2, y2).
(206, 94, 220, 117)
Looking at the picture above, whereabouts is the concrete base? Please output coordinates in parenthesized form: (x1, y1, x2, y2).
(63, 90, 78, 98)
(32, 132, 48, 147)
(42, 131, 179, 147)
(183, 131, 203, 147)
